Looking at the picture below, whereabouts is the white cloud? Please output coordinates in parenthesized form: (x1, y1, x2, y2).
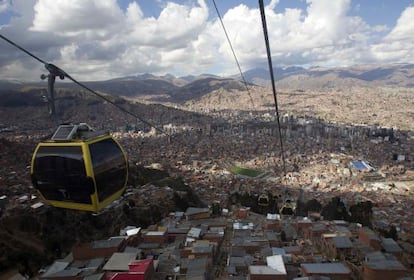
(370, 6, 414, 63)
(31, 0, 124, 38)
(0, 0, 11, 13)
(372, 25, 388, 33)
(214, 0, 374, 72)
(0, 0, 413, 81)
(384, 6, 414, 41)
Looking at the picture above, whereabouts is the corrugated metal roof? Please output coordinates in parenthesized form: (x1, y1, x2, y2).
(182, 257, 208, 275)
(86, 258, 105, 269)
(381, 237, 403, 253)
(295, 276, 330, 280)
(83, 272, 105, 280)
(271, 247, 286, 256)
(41, 261, 70, 278)
(283, 245, 301, 253)
(92, 237, 125, 249)
(45, 268, 82, 278)
(249, 265, 284, 275)
(365, 251, 388, 262)
(192, 244, 213, 253)
(301, 263, 351, 274)
(185, 207, 210, 216)
(365, 260, 407, 270)
(123, 247, 142, 255)
(188, 227, 202, 238)
(266, 255, 287, 274)
(333, 236, 353, 248)
(102, 253, 137, 271)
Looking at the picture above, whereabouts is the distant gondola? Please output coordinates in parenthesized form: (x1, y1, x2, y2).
(279, 198, 296, 216)
(258, 193, 270, 207)
(31, 123, 128, 212)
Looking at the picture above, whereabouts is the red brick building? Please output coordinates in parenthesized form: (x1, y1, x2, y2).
(362, 260, 408, 280)
(358, 227, 381, 251)
(301, 263, 352, 280)
(72, 237, 126, 260)
(142, 229, 167, 244)
(184, 207, 211, 220)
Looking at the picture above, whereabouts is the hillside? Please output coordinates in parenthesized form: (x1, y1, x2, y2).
(249, 63, 414, 90)
(1, 63, 414, 275)
(1, 63, 414, 131)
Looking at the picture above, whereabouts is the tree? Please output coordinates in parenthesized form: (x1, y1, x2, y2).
(211, 202, 222, 216)
(173, 192, 189, 211)
(280, 230, 287, 242)
(295, 200, 307, 216)
(321, 197, 349, 221)
(385, 225, 398, 241)
(349, 201, 373, 227)
(305, 198, 322, 213)
(389, 225, 398, 240)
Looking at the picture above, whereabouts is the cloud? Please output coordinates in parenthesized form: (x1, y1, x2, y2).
(213, 0, 374, 72)
(0, 0, 413, 81)
(384, 6, 414, 41)
(372, 25, 389, 33)
(31, 0, 124, 38)
(370, 6, 414, 63)
(0, 0, 11, 13)
(1, 0, 211, 80)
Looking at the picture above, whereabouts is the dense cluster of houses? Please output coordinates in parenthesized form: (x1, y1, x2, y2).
(1, 103, 414, 280)
(2, 205, 411, 280)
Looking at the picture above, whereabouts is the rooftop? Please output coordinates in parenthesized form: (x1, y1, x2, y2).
(301, 263, 351, 274)
(102, 253, 137, 271)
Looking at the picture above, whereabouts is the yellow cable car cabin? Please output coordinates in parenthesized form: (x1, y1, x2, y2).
(279, 198, 297, 216)
(31, 123, 128, 212)
(258, 193, 270, 207)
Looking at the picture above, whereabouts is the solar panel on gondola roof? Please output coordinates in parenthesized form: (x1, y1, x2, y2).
(51, 124, 77, 140)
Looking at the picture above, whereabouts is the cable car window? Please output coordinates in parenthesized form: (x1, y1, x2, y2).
(89, 138, 127, 202)
(280, 206, 294, 216)
(32, 146, 94, 203)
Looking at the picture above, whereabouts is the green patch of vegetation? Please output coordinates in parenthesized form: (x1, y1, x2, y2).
(229, 166, 264, 178)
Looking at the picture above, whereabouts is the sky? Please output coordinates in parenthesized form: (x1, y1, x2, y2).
(0, 0, 413, 81)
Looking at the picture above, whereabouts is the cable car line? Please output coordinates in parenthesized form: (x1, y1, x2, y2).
(1, 1, 290, 212)
(212, 1, 287, 178)
(0, 33, 173, 140)
(212, 0, 255, 109)
(0, 34, 48, 65)
(258, 0, 287, 177)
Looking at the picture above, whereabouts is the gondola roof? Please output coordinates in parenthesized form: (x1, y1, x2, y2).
(49, 123, 109, 142)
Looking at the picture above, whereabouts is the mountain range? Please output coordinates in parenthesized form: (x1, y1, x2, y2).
(1, 63, 413, 105)
(241, 63, 414, 89)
